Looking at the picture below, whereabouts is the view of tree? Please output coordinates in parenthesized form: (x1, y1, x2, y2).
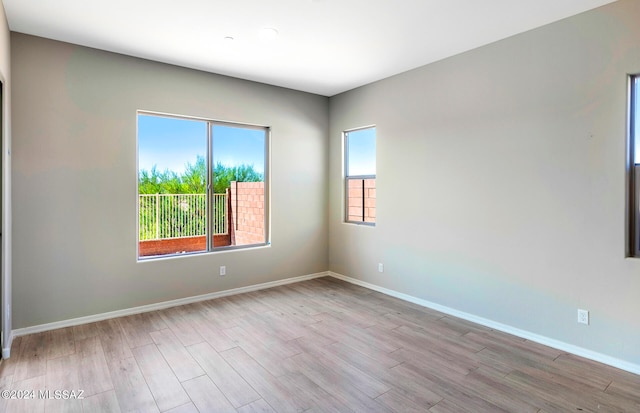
(138, 156, 263, 194)
(212, 162, 263, 193)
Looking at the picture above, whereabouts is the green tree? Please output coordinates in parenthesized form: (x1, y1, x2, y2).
(181, 156, 207, 193)
(212, 162, 263, 193)
(138, 157, 262, 194)
(138, 166, 175, 194)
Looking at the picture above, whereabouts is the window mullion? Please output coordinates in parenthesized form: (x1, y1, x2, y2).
(361, 179, 365, 221)
(207, 121, 213, 251)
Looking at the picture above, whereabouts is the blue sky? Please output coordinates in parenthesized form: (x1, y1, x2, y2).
(138, 114, 375, 177)
(138, 115, 265, 175)
(347, 127, 376, 176)
(213, 125, 265, 174)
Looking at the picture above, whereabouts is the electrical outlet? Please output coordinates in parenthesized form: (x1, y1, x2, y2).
(378, 263, 384, 273)
(220, 266, 226, 276)
(577, 309, 589, 325)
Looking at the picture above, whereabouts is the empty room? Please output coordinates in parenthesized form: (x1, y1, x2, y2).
(0, 0, 639, 412)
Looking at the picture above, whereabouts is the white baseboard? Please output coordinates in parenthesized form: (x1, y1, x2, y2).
(8, 269, 639, 376)
(329, 271, 640, 376)
(9, 271, 329, 351)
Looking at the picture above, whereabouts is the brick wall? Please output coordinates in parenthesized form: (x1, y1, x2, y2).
(229, 181, 265, 246)
(138, 233, 231, 257)
(347, 178, 376, 223)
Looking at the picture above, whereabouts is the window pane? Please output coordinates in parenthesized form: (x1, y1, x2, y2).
(138, 115, 208, 258)
(212, 125, 266, 247)
(346, 178, 376, 223)
(347, 128, 376, 176)
(345, 127, 376, 225)
(347, 178, 364, 221)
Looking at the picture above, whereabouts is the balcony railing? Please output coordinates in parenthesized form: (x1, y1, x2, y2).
(139, 193, 227, 241)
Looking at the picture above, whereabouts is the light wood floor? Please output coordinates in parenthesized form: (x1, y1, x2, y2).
(0, 277, 638, 412)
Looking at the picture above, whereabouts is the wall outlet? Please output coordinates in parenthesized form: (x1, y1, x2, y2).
(378, 263, 384, 273)
(219, 266, 226, 276)
(577, 309, 589, 325)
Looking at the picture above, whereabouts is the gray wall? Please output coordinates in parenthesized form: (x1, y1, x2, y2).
(329, 0, 640, 365)
(11, 33, 329, 328)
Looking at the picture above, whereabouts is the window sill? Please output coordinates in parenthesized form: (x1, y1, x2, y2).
(137, 242, 271, 263)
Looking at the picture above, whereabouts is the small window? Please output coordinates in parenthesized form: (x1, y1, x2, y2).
(628, 76, 640, 256)
(138, 113, 268, 259)
(345, 127, 376, 225)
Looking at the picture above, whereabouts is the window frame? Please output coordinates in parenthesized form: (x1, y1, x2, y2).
(627, 75, 639, 257)
(136, 110, 270, 261)
(344, 126, 376, 226)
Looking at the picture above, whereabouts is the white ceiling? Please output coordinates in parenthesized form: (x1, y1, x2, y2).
(3, 0, 617, 96)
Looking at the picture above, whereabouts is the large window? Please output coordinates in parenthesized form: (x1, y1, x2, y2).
(629, 76, 640, 256)
(138, 112, 268, 259)
(345, 126, 376, 225)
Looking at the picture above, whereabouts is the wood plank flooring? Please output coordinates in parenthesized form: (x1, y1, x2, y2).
(0, 276, 638, 412)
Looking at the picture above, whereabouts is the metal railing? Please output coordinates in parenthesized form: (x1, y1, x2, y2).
(139, 193, 227, 241)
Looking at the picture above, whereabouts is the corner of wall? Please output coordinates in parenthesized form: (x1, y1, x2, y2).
(0, 0, 12, 359)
